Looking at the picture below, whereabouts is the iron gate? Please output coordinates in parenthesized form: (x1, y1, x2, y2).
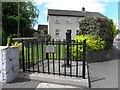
(21, 39, 86, 79)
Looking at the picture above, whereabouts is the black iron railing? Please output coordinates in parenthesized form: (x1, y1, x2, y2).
(21, 39, 86, 78)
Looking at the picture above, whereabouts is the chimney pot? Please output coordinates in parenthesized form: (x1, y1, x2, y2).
(82, 7, 85, 12)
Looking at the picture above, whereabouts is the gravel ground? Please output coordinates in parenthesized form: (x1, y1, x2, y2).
(30, 60, 87, 77)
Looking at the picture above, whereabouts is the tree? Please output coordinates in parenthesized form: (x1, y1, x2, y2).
(2, 2, 39, 37)
(79, 17, 117, 50)
(116, 29, 120, 34)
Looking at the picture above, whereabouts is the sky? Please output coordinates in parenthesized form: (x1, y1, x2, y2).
(33, 0, 119, 30)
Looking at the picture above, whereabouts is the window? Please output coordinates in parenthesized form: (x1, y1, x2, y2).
(77, 17, 80, 23)
(55, 16, 60, 24)
(67, 17, 71, 24)
(76, 30, 79, 35)
(67, 30, 72, 34)
(55, 29, 60, 36)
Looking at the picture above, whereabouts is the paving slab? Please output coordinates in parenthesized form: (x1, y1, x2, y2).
(18, 72, 89, 88)
(36, 83, 79, 88)
(1, 78, 40, 89)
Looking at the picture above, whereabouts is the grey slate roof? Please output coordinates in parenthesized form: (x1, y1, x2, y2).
(48, 9, 105, 17)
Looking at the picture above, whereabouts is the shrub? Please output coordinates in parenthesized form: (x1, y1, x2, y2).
(6, 35, 26, 61)
(12, 42, 27, 61)
(79, 17, 117, 50)
(72, 34, 105, 60)
(2, 30, 7, 46)
(6, 35, 13, 47)
(12, 42, 23, 60)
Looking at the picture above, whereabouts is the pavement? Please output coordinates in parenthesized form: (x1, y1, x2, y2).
(36, 83, 78, 88)
(88, 59, 118, 88)
(1, 78, 80, 89)
(88, 41, 119, 88)
(1, 78, 40, 89)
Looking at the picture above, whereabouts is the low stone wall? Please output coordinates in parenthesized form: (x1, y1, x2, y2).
(0, 46, 19, 82)
(86, 50, 111, 63)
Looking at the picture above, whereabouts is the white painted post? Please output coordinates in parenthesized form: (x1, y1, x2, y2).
(0, 46, 19, 82)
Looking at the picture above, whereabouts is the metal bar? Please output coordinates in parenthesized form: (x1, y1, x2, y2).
(36, 40, 40, 73)
(46, 40, 50, 74)
(76, 40, 78, 78)
(64, 40, 66, 76)
(67, 41, 69, 65)
(70, 41, 72, 77)
(82, 39, 86, 79)
(50, 41, 51, 59)
(25, 43, 28, 70)
(56, 41, 58, 59)
(42, 41, 44, 73)
(22, 40, 25, 72)
(52, 39, 55, 75)
(27, 41, 30, 72)
(31, 41, 34, 72)
(58, 40, 61, 75)
(46, 40, 49, 59)
(87, 63, 91, 88)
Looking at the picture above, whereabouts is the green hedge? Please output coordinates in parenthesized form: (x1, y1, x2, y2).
(79, 17, 117, 50)
(72, 34, 105, 60)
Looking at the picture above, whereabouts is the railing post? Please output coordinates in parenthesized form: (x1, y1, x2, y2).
(46, 39, 49, 59)
(62, 30, 71, 67)
(82, 39, 86, 79)
(22, 40, 25, 72)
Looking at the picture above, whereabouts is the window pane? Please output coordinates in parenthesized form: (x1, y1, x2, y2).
(76, 30, 79, 35)
(77, 17, 80, 23)
(55, 29, 60, 36)
(67, 17, 71, 24)
(55, 16, 60, 24)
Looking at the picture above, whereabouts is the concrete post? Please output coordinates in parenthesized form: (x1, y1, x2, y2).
(0, 46, 19, 82)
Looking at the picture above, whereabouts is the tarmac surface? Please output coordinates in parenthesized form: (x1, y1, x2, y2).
(88, 41, 119, 88)
(89, 60, 118, 88)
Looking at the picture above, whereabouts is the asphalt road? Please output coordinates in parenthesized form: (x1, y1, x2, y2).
(88, 41, 119, 88)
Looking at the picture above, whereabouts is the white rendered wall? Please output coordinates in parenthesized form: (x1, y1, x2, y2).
(0, 46, 19, 82)
(48, 15, 83, 40)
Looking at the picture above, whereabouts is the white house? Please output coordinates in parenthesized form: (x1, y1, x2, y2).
(48, 8, 105, 40)
(118, 20, 120, 30)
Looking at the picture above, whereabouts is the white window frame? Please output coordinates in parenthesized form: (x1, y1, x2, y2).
(76, 30, 79, 35)
(77, 17, 80, 23)
(67, 17, 71, 24)
(55, 29, 60, 36)
(55, 16, 60, 24)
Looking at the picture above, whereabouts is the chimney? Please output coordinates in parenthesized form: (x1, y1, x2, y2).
(82, 7, 85, 12)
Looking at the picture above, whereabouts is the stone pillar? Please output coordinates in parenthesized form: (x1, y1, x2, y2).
(0, 46, 19, 82)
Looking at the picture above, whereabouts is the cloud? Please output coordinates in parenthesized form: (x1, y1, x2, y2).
(43, 10, 48, 16)
(34, 0, 108, 13)
(33, 24, 38, 30)
(97, 0, 120, 2)
(33, 0, 50, 5)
